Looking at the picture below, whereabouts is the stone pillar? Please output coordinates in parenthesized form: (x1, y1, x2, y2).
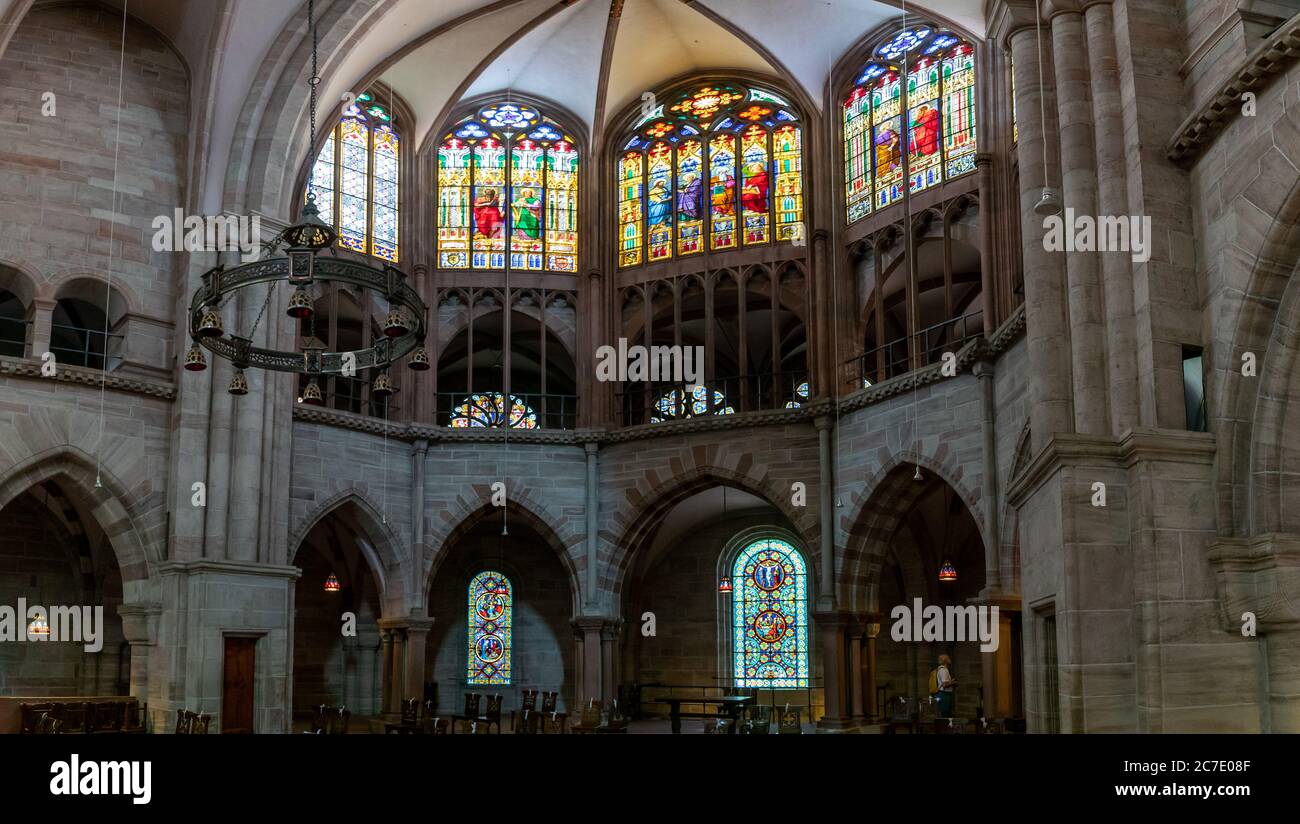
(1049, 1, 1108, 435)
(814, 611, 849, 730)
(390, 629, 406, 710)
(577, 617, 605, 709)
(411, 440, 427, 551)
(848, 624, 865, 722)
(29, 297, 54, 359)
(1008, 21, 1074, 450)
(814, 415, 835, 611)
(584, 442, 599, 610)
(601, 620, 621, 705)
(379, 629, 393, 716)
(403, 618, 434, 704)
(1084, 0, 1139, 435)
(865, 622, 880, 720)
(975, 154, 997, 335)
(975, 360, 1002, 593)
(572, 623, 586, 708)
(117, 603, 160, 721)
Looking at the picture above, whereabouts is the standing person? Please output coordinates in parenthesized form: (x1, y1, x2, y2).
(934, 654, 957, 719)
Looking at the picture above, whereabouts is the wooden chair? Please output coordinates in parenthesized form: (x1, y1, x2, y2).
(59, 701, 89, 734)
(511, 689, 539, 731)
(451, 692, 481, 734)
(513, 709, 540, 734)
(385, 698, 420, 733)
(778, 708, 802, 734)
(19, 703, 55, 735)
(481, 693, 504, 734)
(597, 702, 629, 734)
(189, 711, 211, 734)
(539, 690, 568, 734)
(89, 701, 124, 734)
(175, 708, 190, 734)
(36, 712, 63, 735)
(569, 703, 603, 734)
(313, 705, 351, 734)
(932, 717, 962, 734)
(123, 700, 147, 734)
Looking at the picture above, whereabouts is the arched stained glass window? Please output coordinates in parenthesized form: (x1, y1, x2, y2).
(731, 537, 808, 688)
(448, 391, 539, 429)
(467, 570, 512, 685)
(648, 385, 734, 422)
(843, 27, 976, 224)
(618, 84, 804, 268)
(307, 91, 400, 262)
(437, 102, 579, 273)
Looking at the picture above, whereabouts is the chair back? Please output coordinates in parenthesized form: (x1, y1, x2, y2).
(463, 692, 481, 717)
(746, 704, 772, 734)
(540, 690, 558, 713)
(328, 707, 351, 735)
(514, 710, 539, 734)
(521, 689, 539, 712)
(484, 693, 503, 720)
(579, 704, 601, 727)
(190, 711, 211, 734)
(90, 701, 123, 733)
(778, 708, 802, 734)
(123, 700, 146, 733)
(175, 708, 190, 734)
(36, 712, 63, 735)
(19, 703, 55, 735)
(400, 697, 419, 725)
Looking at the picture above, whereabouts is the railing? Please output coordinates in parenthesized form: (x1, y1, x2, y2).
(637, 678, 824, 724)
(0, 317, 30, 357)
(49, 323, 124, 370)
(434, 391, 577, 431)
(850, 310, 984, 387)
(617, 370, 810, 426)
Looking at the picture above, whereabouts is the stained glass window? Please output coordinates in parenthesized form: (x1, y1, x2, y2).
(648, 385, 734, 422)
(784, 380, 810, 409)
(449, 392, 539, 429)
(307, 91, 400, 262)
(618, 83, 803, 267)
(843, 27, 977, 223)
(437, 102, 579, 273)
(467, 570, 512, 685)
(731, 537, 808, 688)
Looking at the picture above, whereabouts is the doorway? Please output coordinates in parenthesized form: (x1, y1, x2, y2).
(222, 637, 256, 733)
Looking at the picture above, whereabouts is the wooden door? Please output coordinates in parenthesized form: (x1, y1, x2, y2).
(222, 637, 256, 734)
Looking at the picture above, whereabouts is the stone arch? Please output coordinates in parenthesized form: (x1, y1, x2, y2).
(608, 463, 818, 609)
(422, 485, 581, 613)
(839, 448, 990, 614)
(0, 446, 156, 593)
(0, 258, 40, 309)
(288, 489, 405, 607)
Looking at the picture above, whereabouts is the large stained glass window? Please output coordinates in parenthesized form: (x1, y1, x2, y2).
(437, 102, 579, 273)
(732, 537, 808, 688)
(618, 84, 804, 268)
(307, 91, 400, 262)
(467, 570, 512, 685)
(843, 27, 977, 224)
(648, 385, 734, 422)
(448, 392, 539, 429)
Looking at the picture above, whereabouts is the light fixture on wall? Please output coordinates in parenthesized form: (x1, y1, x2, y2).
(182, 0, 430, 397)
(938, 559, 957, 582)
(324, 572, 341, 593)
(913, 464, 924, 482)
(27, 611, 50, 638)
(718, 577, 733, 594)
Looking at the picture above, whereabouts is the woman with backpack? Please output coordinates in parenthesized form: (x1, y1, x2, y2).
(933, 654, 957, 719)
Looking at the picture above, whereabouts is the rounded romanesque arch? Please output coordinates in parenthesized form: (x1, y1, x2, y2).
(838, 447, 990, 614)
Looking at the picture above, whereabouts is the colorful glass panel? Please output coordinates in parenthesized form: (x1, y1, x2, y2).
(437, 137, 472, 268)
(709, 134, 738, 250)
(448, 392, 539, 429)
(545, 141, 578, 272)
(308, 132, 335, 230)
(907, 56, 943, 194)
(510, 139, 545, 271)
(844, 87, 872, 223)
(732, 537, 808, 688)
(372, 125, 399, 262)
(740, 125, 770, 245)
(773, 125, 803, 242)
(618, 152, 644, 267)
(467, 571, 512, 685)
(942, 43, 977, 178)
(647, 141, 674, 261)
(338, 116, 369, 254)
(648, 385, 735, 422)
(472, 139, 507, 269)
(676, 138, 704, 256)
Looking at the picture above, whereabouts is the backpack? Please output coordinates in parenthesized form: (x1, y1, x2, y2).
(928, 668, 939, 695)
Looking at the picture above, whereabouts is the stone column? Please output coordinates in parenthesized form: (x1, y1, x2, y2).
(390, 628, 406, 710)
(403, 618, 434, 705)
(865, 622, 880, 720)
(814, 415, 835, 611)
(577, 617, 605, 709)
(572, 622, 586, 708)
(1008, 21, 1074, 450)
(601, 620, 621, 705)
(975, 360, 1002, 593)
(117, 604, 161, 720)
(848, 624, 865, 722)
(29, 297, 54, 359)
(1049, 1, 1108, 435)
(975, 154, 997, 335)
(378, 629, 393, 716)
(584, 442, 599, 610)
(1084, 0, 1139, 434)
(411, 439, 427, 552)
(814, 611, 849, 730)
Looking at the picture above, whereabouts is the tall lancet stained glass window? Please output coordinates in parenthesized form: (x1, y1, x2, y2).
(618, 84, 804, 267)
(306, 91, 400, 261)
(467, 570, 512, 685)
(732, 537, 808, 687)
(437, 102, 579, 273)
(843, 27, 976, 223)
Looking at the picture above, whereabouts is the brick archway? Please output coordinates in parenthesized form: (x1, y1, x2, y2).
(839, 449, 989, 614)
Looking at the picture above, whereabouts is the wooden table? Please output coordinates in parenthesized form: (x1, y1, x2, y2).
(654, 696, 754, 734)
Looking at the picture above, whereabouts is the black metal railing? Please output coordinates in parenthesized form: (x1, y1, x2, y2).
(0, 317, 30, 357)
(49, 323, 124, 370)
(850, 310, 984, 388)
(435, 391, 577, 431)
(618, 370, 810, 426)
